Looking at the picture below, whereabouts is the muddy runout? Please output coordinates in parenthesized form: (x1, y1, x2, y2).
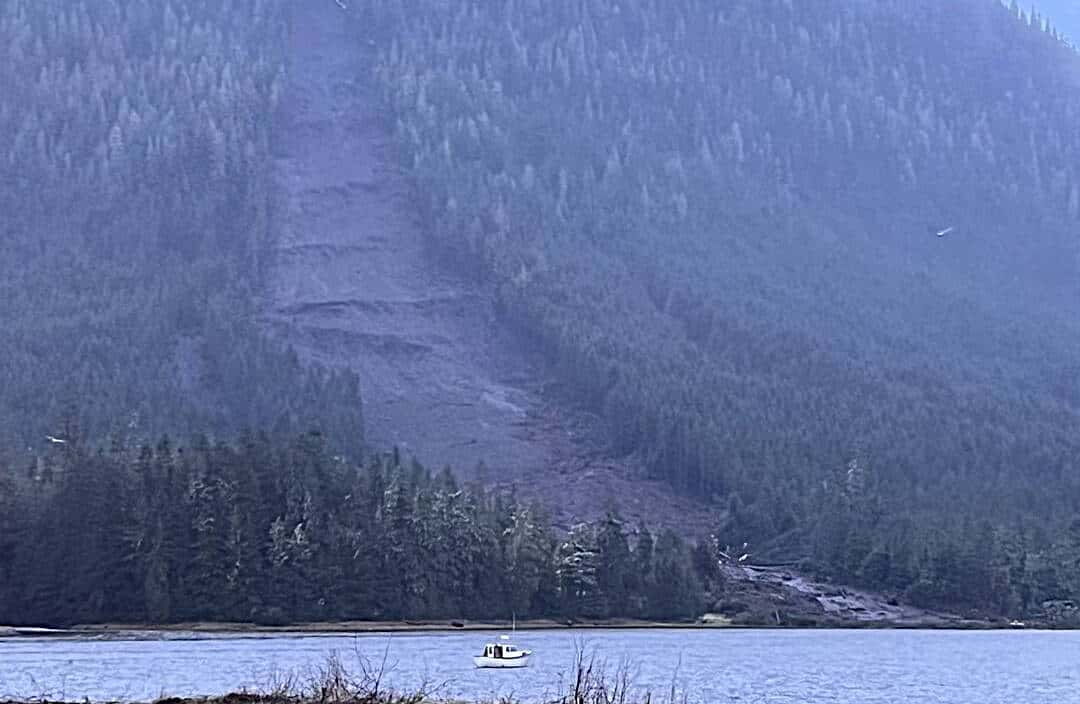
(264, 2, 714, 535)
(713, 564, 997, 628)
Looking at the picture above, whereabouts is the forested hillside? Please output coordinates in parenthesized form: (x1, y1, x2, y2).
(0, 0, 714, 627)
(349, 0, 1080, 609)
(6, 0, 1080, 625)
(0, 0, 363, 458)
(0, 433, 705, 625)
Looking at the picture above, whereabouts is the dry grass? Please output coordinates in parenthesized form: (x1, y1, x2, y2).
(4, 647, 683, 704)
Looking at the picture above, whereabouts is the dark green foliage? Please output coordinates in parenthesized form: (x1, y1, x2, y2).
(649, 531, 704, 620)
(353, 0, 1080, 609)
(0, 435, 706, 625)
(596, 514, 632, 617)
(0, 0, 363, 459)
(6, 0, 1080, 624)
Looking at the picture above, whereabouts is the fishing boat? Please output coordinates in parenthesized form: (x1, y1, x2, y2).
(473, 635, 532, 668)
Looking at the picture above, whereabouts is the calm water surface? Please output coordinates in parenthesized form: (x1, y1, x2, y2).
(1, 629, 1078, 703)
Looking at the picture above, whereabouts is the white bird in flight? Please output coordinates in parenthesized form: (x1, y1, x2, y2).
(45, 435, 66, 444)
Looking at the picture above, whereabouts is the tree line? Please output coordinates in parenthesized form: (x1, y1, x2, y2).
(3, 430, 1080, 624)
(0, 432, 707, 626)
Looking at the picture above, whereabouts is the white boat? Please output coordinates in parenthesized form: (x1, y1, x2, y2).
(473, 635, 532, 668)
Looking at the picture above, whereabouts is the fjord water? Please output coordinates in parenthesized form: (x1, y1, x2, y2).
(1, 629, 1077, 703)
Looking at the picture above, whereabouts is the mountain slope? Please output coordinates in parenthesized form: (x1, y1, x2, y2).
(267, 0, 545, 477)
(348, 0, 1080, 609)
(0, 0, 363, 459)
(265, 1, 716, 534)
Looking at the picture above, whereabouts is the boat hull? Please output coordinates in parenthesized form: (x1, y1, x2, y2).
(473, 654, 531, 668)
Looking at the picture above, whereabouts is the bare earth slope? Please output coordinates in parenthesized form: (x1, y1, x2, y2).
(264, 1, 712, 534)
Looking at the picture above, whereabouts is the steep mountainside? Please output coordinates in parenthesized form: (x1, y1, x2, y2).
(347, 0, 1080, 611)
(6, 0, 1080, 621)
(265, 1, 715, 534)
(0, 0, 362, 459)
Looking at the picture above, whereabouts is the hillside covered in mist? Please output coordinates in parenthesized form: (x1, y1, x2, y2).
(356, 0, 1080, 609)
(0, 0, 363, 455)
(5, 0, 1080, 622)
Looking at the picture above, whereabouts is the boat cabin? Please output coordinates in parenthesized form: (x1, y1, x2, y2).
(481, 642, 525, 659)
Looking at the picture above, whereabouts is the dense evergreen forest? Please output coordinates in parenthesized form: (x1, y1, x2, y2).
(5, 0, 1080, 626)
(0, 433, 706, 625)
(348, 0, 1080, 610)
(0, 0, 363, 459)
(3, 432, 1079, 625)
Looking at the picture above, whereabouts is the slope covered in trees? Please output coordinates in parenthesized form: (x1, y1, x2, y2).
(348, 0, 1080, 607)
(6, 0, 1080, 624)
(0, 0, 363, 459)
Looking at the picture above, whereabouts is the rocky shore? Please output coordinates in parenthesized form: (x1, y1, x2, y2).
(4, 564, 1069, 639)
(715, 564, 975, 628)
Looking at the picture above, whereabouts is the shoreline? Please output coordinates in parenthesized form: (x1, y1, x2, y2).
(26, 619, 719, 637)
(2, 617, 1067, 638)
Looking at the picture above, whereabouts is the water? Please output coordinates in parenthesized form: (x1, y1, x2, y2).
(1, 629, 1078, 703)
